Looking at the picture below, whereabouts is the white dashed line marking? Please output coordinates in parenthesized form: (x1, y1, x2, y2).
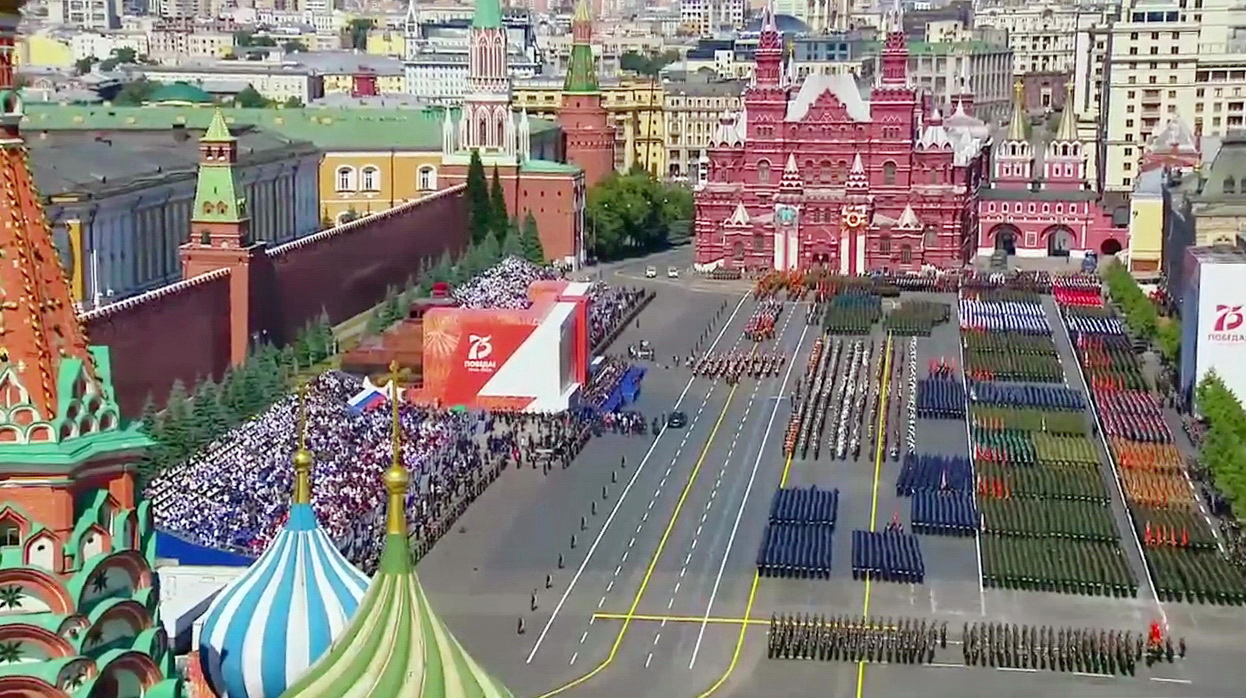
(569, 652, 578, 665)
(579, 631, 588, 644)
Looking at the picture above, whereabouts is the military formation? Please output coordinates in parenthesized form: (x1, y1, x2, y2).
(767, 615, 947, 663)
(687, 351, 786, 382)
(767, 615, 1189, 678)
(960, 621, 1185, 675)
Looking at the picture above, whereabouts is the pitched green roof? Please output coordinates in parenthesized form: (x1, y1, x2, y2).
(147, 81, 214, 105)
(522, 159, 580, 174)
(472, 0, 502, 28)
(21, 103, 558, 152)
(203, 108, 235, 142)
(564, 44, 599, 94)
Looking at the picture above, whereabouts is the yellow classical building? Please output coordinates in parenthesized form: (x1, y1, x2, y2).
(17, 32, 74, 68)
(513, 75, 665, 176)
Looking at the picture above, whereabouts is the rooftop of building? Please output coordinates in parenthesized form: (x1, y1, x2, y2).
(858, 39, 1010, 55)
(27, 127, 318, 201)
(1188, 244, 1246, 264)
(148, 81, 215, 105)
(664, 76, 748, 97)
(21, 103, 559, 152)
(132, 61, 319, 76)
(285, 51, 404, 75)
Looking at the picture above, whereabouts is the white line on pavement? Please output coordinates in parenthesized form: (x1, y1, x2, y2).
(688, 318, 811, 668)
(524, 291, 750, 664)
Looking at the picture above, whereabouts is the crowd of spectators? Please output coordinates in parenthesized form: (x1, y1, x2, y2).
(146, 371, 518, 572)
(452, 256, 648, 348)
(147, 258, 654, 571)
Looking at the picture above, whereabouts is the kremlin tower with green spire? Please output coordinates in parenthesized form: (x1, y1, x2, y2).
(559, 0, 615, 188)
(0, 0, 185, 695)
(279, 365, 513, 698)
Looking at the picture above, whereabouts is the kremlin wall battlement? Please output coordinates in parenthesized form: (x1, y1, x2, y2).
(81, 187, 469, 416)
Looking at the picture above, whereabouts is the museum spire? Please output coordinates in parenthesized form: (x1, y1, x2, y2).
(1006, 80, 1028, 143)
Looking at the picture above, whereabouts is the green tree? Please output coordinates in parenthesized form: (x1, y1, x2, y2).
(500, 220, 523, 258)
(586, 170, 689, 260)
(75, 56, 97, 75)
(111, 46, 138, 64)
(431, 250, 454, 284)
(283, 96, 304, 108)
(466, 150, 492, 245)
(282, 39, 308, 53)
(235, 85, 269, 108)
(138, 394, 160, 434)
(234, 30, 255, 47)
(346, 18, 375, 50)
(489, 166, 509, 240)
(521, 211, 545, 263)
(114, 77, 157, 106)
(163, 379, 192, 460)
(478, 229, 502, 266)
(190, 378, 220, 447)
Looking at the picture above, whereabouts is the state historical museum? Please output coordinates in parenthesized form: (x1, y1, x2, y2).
(694, 7, 989, 273)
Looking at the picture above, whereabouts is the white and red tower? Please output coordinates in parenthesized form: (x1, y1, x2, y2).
(461, 0, 515, 157)
(994, 80, 1034, 188)
(1043, 81, 1087, 191)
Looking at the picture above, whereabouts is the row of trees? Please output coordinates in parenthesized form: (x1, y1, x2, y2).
(465, 150, 546, 260)
(1102, 259, 1179, 364)
(1196, 373, 1246, 507)
(587, 167, 693, 260)
(136, 316, 336, 484)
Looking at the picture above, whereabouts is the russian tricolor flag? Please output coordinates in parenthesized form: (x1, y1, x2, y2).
(348, 377, 390, 414)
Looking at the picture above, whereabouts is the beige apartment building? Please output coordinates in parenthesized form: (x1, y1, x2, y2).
(975, 3, 1115, 75)
(1099, 0, 1241, 194)
(663, 76, 744, 182)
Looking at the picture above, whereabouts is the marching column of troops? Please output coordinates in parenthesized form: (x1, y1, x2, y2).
(768, 616, 1188, 676)
(767, 615, 946, 663)
(687, 352, 786, 383)
(961, 622, 1185, 675)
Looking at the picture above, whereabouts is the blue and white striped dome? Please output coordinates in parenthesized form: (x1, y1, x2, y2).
(198, 503, 370, 698)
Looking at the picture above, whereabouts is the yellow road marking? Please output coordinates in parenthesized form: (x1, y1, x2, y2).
(534, 381, 743, 698)
(592, 612, 769, 626)
(694, 332, 835, 697)
(856, 332, 895, 698)
(592, 612, 901, 631)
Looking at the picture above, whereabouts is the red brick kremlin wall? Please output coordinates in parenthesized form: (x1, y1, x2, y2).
(80, 186, 470, 416)
(262, 185, 468, 342)
(83, 269, 233, 416)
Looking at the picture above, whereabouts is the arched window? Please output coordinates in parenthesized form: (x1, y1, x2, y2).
(879, 235, 892, 254)
(732, 241, 746, 260)
(361, 166, 380, 192)
(833, 160, 848, 184)
(819, 160, 832, 183)
(900, 244, 913, 264)
(883, 161, 897, 186)
(1225, 177, 1237, 194)
(923, 226, 937, 249)
(335, 166, 356, 192)
(419, 165, 438, 191)
(757, 159, 771, 183)
(753, 233, 765, 251)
